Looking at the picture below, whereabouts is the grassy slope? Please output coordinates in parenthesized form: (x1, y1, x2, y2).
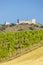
(0, 30, 43, 59)
(0, 46, 43, 65)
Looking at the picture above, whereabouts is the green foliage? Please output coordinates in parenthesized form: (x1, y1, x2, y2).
(0, 30, 43, 58)
(10, 23, 16, 27)
(40, 25, 43, 28)
(29, 26, 34, 30)
(0, 25, 8, 31)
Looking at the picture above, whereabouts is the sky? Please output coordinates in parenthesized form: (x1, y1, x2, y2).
(0, 0, 43, 24)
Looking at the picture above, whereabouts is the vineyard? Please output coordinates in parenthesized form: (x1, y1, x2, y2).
(0, 30, 43, 60)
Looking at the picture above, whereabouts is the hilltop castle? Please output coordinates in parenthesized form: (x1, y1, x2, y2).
(5, 19, 36, 25)
(17, 19, 36, 24)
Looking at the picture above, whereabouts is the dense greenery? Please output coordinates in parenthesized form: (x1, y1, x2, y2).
(0, 30, 43, 58)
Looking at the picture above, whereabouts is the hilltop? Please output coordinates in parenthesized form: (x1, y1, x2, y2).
(0, 23, 43, 32)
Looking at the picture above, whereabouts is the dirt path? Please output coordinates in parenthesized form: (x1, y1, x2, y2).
(0, 46, 43, 65)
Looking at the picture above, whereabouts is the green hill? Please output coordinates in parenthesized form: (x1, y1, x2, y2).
(0, 30, 43, 62)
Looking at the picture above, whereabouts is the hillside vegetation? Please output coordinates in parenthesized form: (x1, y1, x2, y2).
(0, 23, 43, 32)
(0, 30, 43, 60)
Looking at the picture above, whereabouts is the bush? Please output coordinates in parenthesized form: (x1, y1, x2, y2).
(40, 25, 43, 28)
